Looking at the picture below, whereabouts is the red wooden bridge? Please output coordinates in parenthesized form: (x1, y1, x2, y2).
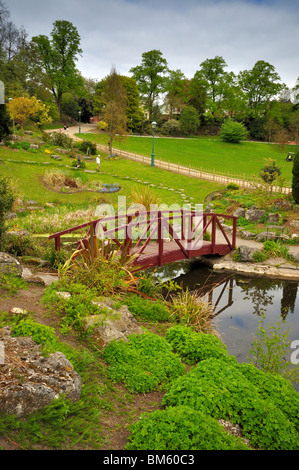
(49, 210, 237, 269)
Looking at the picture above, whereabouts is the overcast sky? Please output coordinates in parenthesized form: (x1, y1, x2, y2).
(7, 0, 299, 89)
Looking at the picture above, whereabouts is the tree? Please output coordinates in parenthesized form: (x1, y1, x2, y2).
(7, 96, 51, 129)
(260, 159, 281, 195)
(130, 50, 168, 122)
(238, 61, 285, 118)
(94, 75, 144, 134)
(292, 151, 299, 204)
(179, 106, 200, 134)
(100, 67, 127, 154)
(32, 20, 83, 115)
(0, 103, 10, 139)
(164, 69, 187, 120)
(220, 119, 247, 143)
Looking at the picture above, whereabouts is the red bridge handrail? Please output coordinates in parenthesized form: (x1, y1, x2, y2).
(49, 210, 237, 266)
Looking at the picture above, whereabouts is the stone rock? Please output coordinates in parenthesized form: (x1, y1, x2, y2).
(238, 245, 261, 262)
(240, 230, 256, 240)
(274, 199, 293, 211)
(24, 271, 58, 286)
(86, 301, 144, 348)
(0, 252, 22, 277)
(290, 220, 299, 228)
(30, 144, 39, 149)
(4, 212, 17, 220)
(267, 213, 280, 224)
(233, 207, 245, 218)
(7, 229, 30, 238)
(245, 206, 266, 222)
(255, 232, 276, 242)
(0, 326, 82, 417)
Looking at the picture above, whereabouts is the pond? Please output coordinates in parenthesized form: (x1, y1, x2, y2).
(154, 259, 299, 392)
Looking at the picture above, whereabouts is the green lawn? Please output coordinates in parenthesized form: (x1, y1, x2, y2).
(79, 133, 295, 183)
(0, 146, 224, 234)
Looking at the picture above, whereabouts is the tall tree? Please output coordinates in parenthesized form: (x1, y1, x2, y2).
(130, 50, 168, 122)
(32, 20, 83, 115)
(100, 67, 127, 154)
(238, 60, 285, 118)
(164, 69, 187, 120)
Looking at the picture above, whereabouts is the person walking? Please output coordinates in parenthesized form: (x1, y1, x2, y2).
(96, 155, 101, 171)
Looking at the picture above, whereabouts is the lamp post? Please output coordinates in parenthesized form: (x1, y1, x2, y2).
(151, 121, 156, 167)
(78, 110, 81, 134)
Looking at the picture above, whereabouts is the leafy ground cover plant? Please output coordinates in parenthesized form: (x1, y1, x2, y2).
(102, 332, 186, 393)
(162, 357, 299, 450)
(125, 405, 250, 450)
(123, 294, 171, 322)
(165, 324, 229, 363)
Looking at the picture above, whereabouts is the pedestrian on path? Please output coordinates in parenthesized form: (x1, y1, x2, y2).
(96, 155, 101, 171)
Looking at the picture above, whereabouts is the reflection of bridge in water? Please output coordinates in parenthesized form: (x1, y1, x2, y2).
(173, 261, 299, 318)
(172, 263, 234, 316)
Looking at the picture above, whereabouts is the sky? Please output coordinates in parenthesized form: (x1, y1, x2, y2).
(6, 0, 299, 89)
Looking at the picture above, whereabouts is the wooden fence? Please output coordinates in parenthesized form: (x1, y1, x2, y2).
(96, 143, 292, 195)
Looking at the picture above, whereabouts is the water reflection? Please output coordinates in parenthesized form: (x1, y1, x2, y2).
(153, 260, 299, 391)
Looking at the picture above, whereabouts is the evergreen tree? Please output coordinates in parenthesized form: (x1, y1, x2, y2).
(292, 150, 299, 204)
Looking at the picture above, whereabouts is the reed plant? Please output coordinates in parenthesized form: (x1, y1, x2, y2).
(170, 287, 215, 333)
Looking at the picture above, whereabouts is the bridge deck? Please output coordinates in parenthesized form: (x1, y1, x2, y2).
(133, 239, 232, 268)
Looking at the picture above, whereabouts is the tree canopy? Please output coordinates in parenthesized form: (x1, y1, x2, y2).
(32, 20, 83, 115)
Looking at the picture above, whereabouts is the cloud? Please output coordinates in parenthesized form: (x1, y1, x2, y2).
(7, 0, 299, 87)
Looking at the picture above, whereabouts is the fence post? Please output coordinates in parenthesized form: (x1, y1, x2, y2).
(158, 211, 163, 266)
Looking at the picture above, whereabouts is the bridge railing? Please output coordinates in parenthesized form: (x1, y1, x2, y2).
(49, 210, 237, 263)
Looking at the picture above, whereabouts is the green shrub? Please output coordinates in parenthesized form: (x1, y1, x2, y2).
(125, 406, 250, 450)
(76, 140, 97, 155)
(0, 176, 16, 240)
(220, 119, 247, 143)
(226, 183, 239, 190)
(165, 325, 229, 363)
(11, 317, 58, 356)
(103, 332, 186, 393)
(49, 131, 74, 148)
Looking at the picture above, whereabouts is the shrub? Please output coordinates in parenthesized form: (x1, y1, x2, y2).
(76, 140, 97, 155)
(165, 325, 229, 363)
(103, 332, 186, 393)
(260, 159, 281, 185)
(49, 131, 74, 148)
(125, 406, 250, 450)
(220, 119, 247, 143)
(0, 176, 16, 240)
(179, 106, 200, 134)
(161, 119, 181, 136)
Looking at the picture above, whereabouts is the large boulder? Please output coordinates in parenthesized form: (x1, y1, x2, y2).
(245, 206, 266, 222)
(238, 245, 261, 262)
(0, 252, 22, 277)
(0, 326, 82, 417)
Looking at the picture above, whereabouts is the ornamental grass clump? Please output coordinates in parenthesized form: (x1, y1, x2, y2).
(169, 288, 215, 333)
